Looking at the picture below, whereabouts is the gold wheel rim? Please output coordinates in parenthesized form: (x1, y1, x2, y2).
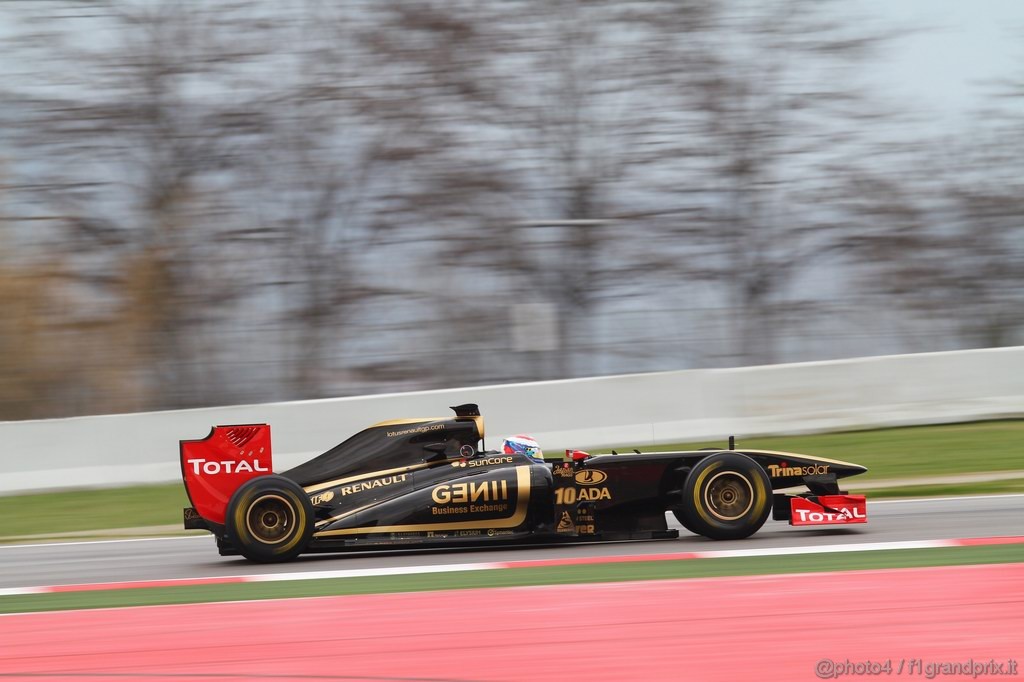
(245, 494, 298, 545)
(703, 471, 753, 521)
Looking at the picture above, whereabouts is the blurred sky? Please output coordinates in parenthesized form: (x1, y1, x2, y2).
(857, 0, 1024, 126)
(2, 1, 1022, 126)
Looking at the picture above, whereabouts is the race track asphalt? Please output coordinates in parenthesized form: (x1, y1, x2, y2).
(1, 494, 1021, 590)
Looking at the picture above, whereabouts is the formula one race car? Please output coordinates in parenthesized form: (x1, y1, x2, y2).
(180, 404, 869, 562)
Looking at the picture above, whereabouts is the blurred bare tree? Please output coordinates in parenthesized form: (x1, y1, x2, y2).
(362, 1, 715, 379)
(7, 2, 272, 409)
(0, 0, 1012, 420)
(233, 3, 412, 398)
(0, 232, 81, 419)
(843, 125, 1024, 348)
(642, 0, 892, 365)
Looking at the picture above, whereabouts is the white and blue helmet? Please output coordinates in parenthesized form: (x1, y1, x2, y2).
(501, 434, 544, 462)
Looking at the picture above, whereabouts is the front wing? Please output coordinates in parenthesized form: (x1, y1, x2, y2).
(774, 494, 868, 526)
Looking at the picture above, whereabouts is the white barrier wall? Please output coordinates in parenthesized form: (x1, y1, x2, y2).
(2, 347, 1023, 493)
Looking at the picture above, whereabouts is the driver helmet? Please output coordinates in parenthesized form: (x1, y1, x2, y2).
(501, 434, 544, 462)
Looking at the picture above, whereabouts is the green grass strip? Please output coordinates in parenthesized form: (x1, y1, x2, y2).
(2, 544, 1021, 614)
(0, 484, 189, 538)
(852, 478, 1024, 499)
(618, 419, 1024, 482)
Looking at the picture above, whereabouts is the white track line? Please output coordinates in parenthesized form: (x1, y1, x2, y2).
(685, 539, 953, 559)
(869, 493, 1024, 505)
(0, 586, 46, 597)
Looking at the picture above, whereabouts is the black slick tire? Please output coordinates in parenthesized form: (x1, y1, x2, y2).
(225, 475, 314, 562)
(673, 452, 771, 540)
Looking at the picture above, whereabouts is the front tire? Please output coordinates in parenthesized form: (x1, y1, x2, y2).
(225, 475, 314, 562)
(674, 453, 771, 540)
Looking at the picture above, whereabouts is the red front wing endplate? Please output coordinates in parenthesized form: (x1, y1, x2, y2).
(790, 495, 867, 526)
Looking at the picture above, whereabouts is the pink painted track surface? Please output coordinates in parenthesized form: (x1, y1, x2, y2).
(2, 564, 1022, 682)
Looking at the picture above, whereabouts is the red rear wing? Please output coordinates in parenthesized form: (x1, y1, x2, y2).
(180, 424, 273, 525)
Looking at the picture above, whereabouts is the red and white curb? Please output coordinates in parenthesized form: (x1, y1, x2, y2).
(1, 535, 1021, 598)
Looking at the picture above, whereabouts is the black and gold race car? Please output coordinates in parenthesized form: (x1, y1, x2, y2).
(181, 404, 868, 562)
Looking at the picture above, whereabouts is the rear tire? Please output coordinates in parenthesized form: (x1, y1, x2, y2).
(226, 475, 314, 562)
(673, 453, 771, 540)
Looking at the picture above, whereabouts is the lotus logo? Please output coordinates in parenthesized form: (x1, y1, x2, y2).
(310, 490, 335, 505)
(575, 470, 608, 485)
